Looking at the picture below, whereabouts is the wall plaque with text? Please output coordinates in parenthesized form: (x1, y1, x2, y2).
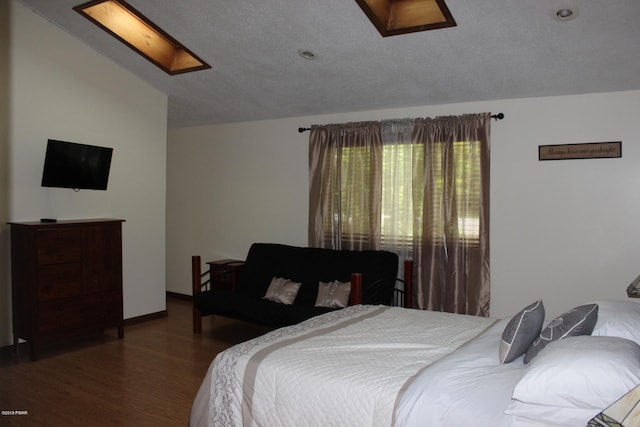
(539, 141, 621, 161)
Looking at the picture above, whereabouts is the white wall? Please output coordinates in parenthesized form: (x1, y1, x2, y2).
(167, 90, 640, 321)
(2, 1, 168, 346)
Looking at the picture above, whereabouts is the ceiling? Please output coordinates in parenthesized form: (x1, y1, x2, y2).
(17, 0, 640, 129)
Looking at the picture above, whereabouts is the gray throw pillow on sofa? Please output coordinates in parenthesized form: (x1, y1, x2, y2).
(263, 277, 302, 305)
(315, 280, 351, 308)
(524, 303, 598, 364)
(499, 299, 545, 364)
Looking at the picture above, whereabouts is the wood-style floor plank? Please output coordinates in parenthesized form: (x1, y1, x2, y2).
(0, 297, 272, 426)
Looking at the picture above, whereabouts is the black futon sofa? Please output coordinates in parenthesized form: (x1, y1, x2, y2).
(192, 243, 411, 333)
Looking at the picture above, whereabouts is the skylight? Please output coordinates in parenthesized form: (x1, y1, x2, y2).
(355, 0, 456, 37)
(74, 0, 210, 75)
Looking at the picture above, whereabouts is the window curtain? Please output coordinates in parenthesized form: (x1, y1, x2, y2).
(411, 114, 491, 316)
(308, 113, 491, 316)
(308, 121, 382, 250)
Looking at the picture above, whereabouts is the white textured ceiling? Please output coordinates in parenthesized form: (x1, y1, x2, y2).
(17, 0, 640, 128)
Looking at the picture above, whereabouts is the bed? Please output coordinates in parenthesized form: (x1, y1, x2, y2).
(190, 300, 640, 427)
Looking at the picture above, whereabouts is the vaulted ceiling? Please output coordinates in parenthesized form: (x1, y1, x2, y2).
(17, 0, 640, 128)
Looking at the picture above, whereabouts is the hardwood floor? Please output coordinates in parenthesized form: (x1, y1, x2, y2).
(0, 296, 272, 426)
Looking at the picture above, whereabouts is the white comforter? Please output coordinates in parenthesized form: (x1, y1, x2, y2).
(191, 305, 603, 427)
(191, 305, 504, 427)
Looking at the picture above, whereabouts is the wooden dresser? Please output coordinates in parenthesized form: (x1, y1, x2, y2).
(9, 219, 125, 360)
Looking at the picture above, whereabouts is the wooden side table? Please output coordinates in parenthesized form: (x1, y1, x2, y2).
(206, 259, 244, 291)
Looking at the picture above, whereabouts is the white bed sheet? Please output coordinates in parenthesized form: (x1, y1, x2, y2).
(395, 318, 525, 427)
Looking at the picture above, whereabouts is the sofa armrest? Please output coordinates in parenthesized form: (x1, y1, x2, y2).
(192, 256, 247, 333)
(349, 273, 363, 305)
(348, 259, 414, 308)
(403, 259, 413, 308)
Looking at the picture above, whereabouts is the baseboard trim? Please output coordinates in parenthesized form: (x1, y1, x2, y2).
(166, 291, 192, 301)
(121, 291, 194, 325)
(124, 309, 168, 326)
(125, 291, 192, 324)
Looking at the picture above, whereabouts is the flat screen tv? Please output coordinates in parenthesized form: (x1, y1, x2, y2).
(41, 139, 113, 190)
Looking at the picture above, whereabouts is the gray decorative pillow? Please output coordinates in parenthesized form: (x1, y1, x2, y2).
(263, 277, 302, 305)
(524, 303, 599, 364)
(315, 280, 351, 308)
(499, 299, 545, 364)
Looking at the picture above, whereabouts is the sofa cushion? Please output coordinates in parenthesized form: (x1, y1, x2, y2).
(271, 303, 337, 326)
(195, 290, 336, 327)
(195, 290, 270, 324)
(237, 243, 398, 307)
(195, 243, 400, 329)
(236, 244, 307, 300)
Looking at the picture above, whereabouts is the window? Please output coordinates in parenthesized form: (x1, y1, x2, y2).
(326, 139, 481, 247)
(381, 140, 482, 246)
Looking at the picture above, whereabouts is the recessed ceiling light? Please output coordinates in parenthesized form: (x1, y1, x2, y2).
(74, 0, 210, 75)
(557, 8, 573, 18)
(297, 49, 317, 60)
(551, 5, 579, 21)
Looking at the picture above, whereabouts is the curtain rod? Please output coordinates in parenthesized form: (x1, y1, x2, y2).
(297, 112, 504, 133)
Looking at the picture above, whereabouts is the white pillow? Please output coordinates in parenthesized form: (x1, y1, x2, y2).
(263, 277, 302, 305)
(591, 300, 640, 345)
(315, 280, 351, 308)
(513, 336, 640, 410)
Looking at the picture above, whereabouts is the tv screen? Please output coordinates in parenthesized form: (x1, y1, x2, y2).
(41, 139, 113, 190)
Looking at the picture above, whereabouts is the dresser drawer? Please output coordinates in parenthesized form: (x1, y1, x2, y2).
(37, 295, 103, 337)
(36, 229, 83, 264)
(36, 264, 83, 301)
